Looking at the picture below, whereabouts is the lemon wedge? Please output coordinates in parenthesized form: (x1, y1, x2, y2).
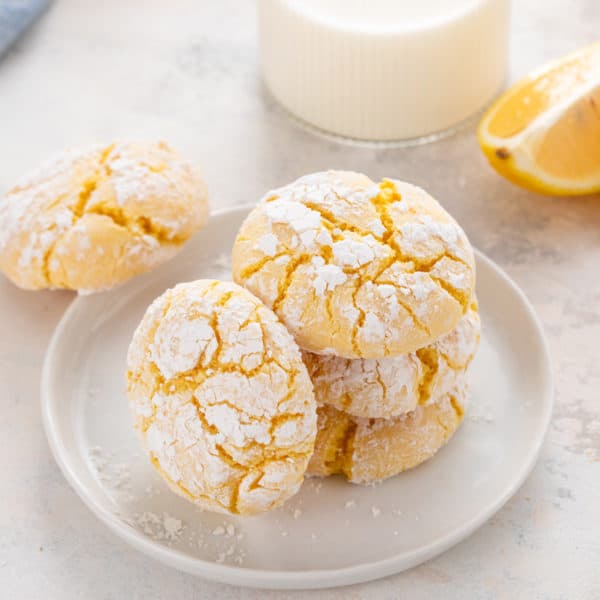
(478, 41, 600, 196)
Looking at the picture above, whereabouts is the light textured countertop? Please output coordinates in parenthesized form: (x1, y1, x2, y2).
(0, 1, 599, 598)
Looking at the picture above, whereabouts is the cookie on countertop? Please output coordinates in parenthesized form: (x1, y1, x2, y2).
(233, 171, 475, 359)
(127, 279, 317, 516)
(303, 299, 480, 419)
(0, 140, 209, 292)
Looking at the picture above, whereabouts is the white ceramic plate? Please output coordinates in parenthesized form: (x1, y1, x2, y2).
(41, 205, 553, 590)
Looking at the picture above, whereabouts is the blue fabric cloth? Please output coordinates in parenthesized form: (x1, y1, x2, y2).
(0, 0, 50, 58)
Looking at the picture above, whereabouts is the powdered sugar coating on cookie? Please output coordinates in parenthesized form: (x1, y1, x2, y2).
(0, 141, 208, 292)
(303, 301, 480, 419)
(233, 171, 475, 359)
(127, 280, 317, 516)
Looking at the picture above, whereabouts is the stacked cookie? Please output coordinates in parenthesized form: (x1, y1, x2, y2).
(233, 171, 480, 484)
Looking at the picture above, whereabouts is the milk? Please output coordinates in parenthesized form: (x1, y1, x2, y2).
(259, 0, 510, 141)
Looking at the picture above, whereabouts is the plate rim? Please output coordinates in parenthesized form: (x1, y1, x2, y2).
(41, 204, 554, 590)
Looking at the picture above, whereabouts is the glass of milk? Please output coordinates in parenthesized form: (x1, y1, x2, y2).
(258, 0, 510, 143)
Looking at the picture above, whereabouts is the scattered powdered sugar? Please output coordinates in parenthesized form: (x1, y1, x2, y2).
(88, 446, 132, 493)
(145, 485, 161, 498)
(371, 506, 382, 518)
(216, 545, 239, 564)
(163, 515, 184, 539)
(468, 390, 495, 424)
(130, 512, 249, 565)
(210, 522, 237, 538)
(133, 511, 184, 542)
(306, 479, 323, 494)
(468, 407, 495, 424)
(206, 520, 247, 564)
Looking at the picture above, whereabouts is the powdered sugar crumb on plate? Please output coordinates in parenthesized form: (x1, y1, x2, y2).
(133, 511, 184, 542)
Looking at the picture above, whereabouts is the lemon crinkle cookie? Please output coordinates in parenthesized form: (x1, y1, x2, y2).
(0, 141, 209, 292)
(233, 171, 475, 359)
(303, 300, 480, 419)
(127, 279, 317, 516)
(307, 394, 466, 484)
